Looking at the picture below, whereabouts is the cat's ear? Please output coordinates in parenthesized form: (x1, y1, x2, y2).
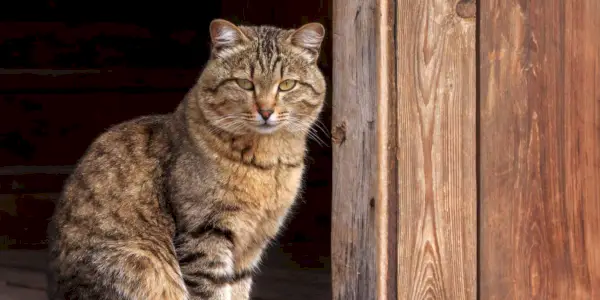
(209, 19, 248, 52)
(289, 22, 325, 60)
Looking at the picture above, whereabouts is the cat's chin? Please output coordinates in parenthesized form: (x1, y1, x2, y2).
(252, 124, 281, 135)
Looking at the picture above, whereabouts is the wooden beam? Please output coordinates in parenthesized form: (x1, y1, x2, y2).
(393, 0, 477, 299)
(0, 68, 198, 92)
(331, 0, 378, 299)
(0, 92, 184, 166)
(479, 0, 600, 298)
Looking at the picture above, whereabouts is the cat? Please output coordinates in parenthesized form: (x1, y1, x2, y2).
(46, 19, 326, 300)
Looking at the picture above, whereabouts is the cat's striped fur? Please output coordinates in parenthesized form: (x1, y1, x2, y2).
(47, 19, 326, 300)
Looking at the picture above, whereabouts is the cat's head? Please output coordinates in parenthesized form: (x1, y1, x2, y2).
(196, 19, 326, 136)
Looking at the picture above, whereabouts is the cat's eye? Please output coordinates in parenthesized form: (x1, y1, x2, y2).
(278, 79, 297, 91)
(236, 79, 254, 90)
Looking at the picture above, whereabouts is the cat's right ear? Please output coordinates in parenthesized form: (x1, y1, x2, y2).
(209, 19, 248, 54)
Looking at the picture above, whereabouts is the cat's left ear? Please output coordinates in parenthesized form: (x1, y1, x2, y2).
(289, 23, 325, 61)
(209, 19, 248, 55)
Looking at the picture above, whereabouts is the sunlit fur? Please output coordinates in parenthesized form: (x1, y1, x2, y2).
(47, 20, 326, 300)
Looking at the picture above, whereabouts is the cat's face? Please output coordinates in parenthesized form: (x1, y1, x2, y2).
(197, 19, 326, 136)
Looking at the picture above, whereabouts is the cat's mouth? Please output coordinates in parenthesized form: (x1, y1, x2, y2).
(253, 123, 280, 134)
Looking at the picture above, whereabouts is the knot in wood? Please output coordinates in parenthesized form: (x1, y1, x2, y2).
(456, 0, 476, 19)
(331, 121, 347, 145)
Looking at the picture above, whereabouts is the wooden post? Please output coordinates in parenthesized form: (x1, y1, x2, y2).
(331, 0, 378, 299)
(332, 0, 477, 299)
(479, 0, 600, 298)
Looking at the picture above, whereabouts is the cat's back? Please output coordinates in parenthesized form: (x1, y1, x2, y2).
(74, 114, 172, 176)
(47, 114, 185, 300)
(51, 114, 175, 240)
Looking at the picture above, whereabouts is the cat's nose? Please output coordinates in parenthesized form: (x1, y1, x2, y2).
(258, 109, 274, 120)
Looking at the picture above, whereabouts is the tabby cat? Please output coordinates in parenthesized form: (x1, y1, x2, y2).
(47, 19, 326, 300)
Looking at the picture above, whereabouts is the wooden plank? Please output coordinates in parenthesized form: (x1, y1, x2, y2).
(0, 68, 198, 92)
(479, 0, 600, 299)
(392, 0, 477, 299)
(331, 0, 378, 299)
(0, 92, 184, 166)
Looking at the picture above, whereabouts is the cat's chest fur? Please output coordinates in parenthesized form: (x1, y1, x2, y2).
(218, 160, 305, 268)
(171, 134, 306, 269)
(210, 157, 305, 237)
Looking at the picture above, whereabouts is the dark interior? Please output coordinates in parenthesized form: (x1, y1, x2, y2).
(0, 1, 332, 298)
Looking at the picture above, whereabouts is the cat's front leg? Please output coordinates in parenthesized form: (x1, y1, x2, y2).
(230, 244, 265, 300)
(176, 226, 236, 300)
(231, 277, 252, 300)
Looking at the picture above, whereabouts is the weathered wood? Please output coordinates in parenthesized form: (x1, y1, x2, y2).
(479, 0, 600, 299)
(331, 0, 378, 299)
(392, 0, 477, 299)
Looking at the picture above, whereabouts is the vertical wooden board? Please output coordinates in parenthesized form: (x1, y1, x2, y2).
(395, 0, 477, 299)
(479, 0, 600, 299)
(331, 0, 378, 299)
(376, 0, 400, 298)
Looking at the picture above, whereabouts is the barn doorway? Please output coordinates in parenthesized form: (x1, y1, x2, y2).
(0, 1, 332, 299)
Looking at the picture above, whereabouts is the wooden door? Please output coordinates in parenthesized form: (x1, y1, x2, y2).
(332, 0, 600, 299)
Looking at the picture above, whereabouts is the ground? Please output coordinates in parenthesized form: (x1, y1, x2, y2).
(0, 243, 330, 300)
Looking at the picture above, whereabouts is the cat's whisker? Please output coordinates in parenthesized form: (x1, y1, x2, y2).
(285, 119, 327, 147)
(299, 119, 329, 147)
(291, 113, 330, 138)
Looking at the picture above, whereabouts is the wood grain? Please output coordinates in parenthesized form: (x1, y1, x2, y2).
(331, 0, 378, 299)
(479, 0, 600, 299)
(395, 0, 477, 299)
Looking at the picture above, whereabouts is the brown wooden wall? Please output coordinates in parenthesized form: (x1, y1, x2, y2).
(332, 0, 600, 299)
(479, 0, 600, 298)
